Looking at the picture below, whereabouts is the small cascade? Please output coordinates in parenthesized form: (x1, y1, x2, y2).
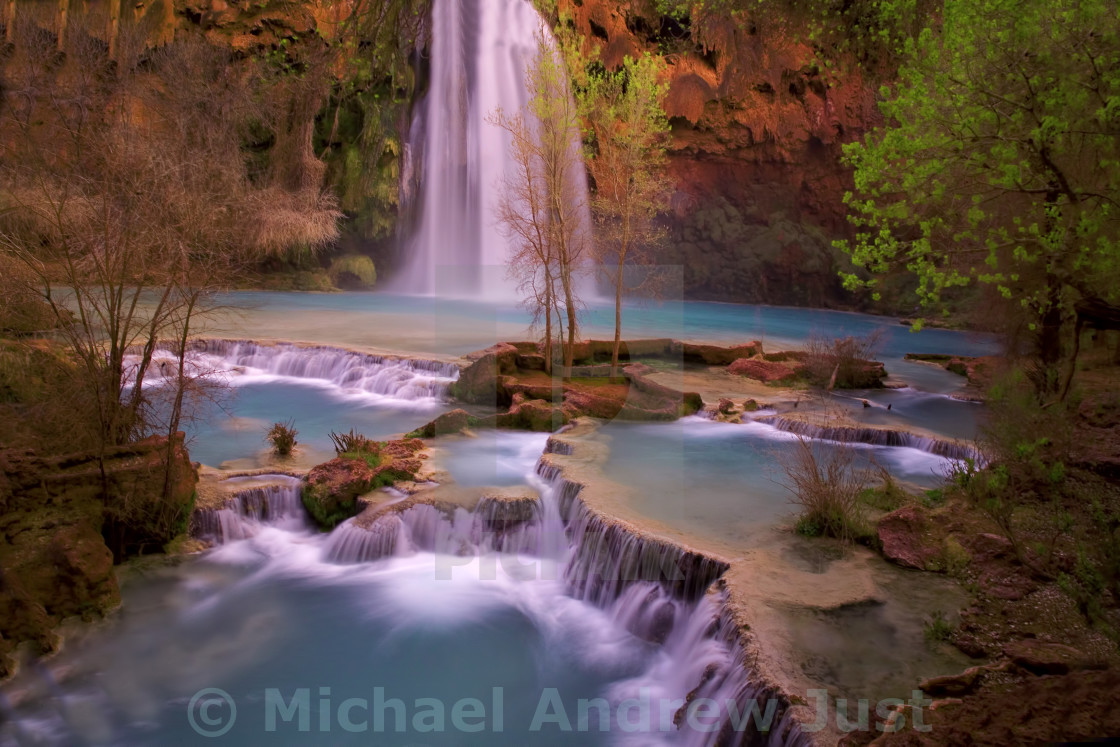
(126, 339, 459, 405)
(757, 415, 981, 462)
(324, 489, 551, 564)
(191, 477, 308, 543)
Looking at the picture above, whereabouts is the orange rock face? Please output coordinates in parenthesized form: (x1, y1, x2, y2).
(559, 0, 881, 305)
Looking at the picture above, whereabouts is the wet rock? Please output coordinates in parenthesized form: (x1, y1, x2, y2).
(449, 343, 519, 405)
(1002, 640, 1106, 676)
(727, 357, 802, 384)
(920, 667, 982, 696)
(409, 409, 472, 438)
(877, 505, 942, 570)
(303, 457, 376, 529)
(499, 398, 570, 432)
(718, 397, 735, 414)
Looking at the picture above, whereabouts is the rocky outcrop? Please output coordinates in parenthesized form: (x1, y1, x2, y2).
(445, 341, 706, 431)
(301, 438, 426, 529)
(728, 356, 804, 384)
(0, 435, 198, 676)
(448, 343, 520, 406)
(876, 505, 943, 571)
(407, 408, 473, 438)
(1002, 641, 1106, 676)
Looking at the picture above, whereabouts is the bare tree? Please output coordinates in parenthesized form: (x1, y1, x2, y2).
(491, 30, 590, 371)
(0, 23, 301, 501)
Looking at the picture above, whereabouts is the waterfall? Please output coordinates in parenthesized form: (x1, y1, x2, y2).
(127, 339, 460, 406)
(396, 0, 591, 298)
(757, 415, 981, 463)
(191, 476, 308, 543)
(316, 447, 803, 745)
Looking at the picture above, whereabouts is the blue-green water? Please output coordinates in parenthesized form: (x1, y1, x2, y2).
(183, 381, 450, 469)
(202, 291, 996, 390)
(596, 418, 950, 549)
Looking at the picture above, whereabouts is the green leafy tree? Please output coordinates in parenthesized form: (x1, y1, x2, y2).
(584, 54, 673, 376)
(838, 0, 1120, 395)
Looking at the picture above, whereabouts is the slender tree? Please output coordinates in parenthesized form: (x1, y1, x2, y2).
(492, 31, 590, 371)
(584, 53, 672, 376)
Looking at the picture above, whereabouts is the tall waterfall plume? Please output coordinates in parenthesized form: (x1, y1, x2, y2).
(396, 0, 590, 298)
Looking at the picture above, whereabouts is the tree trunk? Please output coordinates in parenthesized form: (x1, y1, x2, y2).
(1035, 287, 1065, 395)
(6, 0, 15, 44)
(56, 0, 69, 51)
(107, 0, 120, 60)
(611, 249, 624, 378)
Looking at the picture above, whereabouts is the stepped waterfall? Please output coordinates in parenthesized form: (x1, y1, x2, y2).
(189, 440, 808, 746)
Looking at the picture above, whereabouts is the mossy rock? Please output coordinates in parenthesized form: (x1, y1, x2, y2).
(328, 254, 378, 289)
(302, 456, 377, 529)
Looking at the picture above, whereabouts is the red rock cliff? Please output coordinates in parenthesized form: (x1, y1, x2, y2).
(559, 0, 881, 305)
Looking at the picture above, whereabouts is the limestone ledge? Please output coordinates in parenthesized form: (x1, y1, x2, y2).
(540, 419, 888, 745)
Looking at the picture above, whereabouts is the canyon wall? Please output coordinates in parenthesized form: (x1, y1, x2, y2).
(3, 0, 884, 306)
(558, 0, 882, 306)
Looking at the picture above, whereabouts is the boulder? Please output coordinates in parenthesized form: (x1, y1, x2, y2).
(1002, 641, 1106, 676)
(728, 357, 802, 384)
(877, 505, 942, 570)
(408, 409, 472, 438)
(718, 398, 735, 414)
(920, 668, 982, 696)
(302, 457, 376, 529)
(449, 343, 519, 405)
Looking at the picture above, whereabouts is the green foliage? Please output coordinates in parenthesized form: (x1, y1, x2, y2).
(328, 254, 378, 289)
(266, 419, 298, 457)
(651, 0, 931, 77)
(838, 0, 1120, 381)
(781, 437, 871, 542)
(859, 469, 910, 512)
(921, 488, 944, 508)
(795, 515, 824, 537)
(328, 428, 379, 456)
(923, 609, 954, 642)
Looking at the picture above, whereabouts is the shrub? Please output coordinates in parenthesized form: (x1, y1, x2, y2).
(859, 467, 909, 512)
(328, 254, 377, 289)
(267, 419, 298, 456)
(328, 428, 378, 456)
(781, 437, 870, 542)
(803, 328, 886, 389)
(923, 610, 954, 642)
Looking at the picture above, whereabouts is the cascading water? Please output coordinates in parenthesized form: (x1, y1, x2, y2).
(191, 476, 308, 544)
(4, 438, 803, 744)
(127, 339, 459, 407)
(755, 415, 981, 463)
(396, 0, 591, 298)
